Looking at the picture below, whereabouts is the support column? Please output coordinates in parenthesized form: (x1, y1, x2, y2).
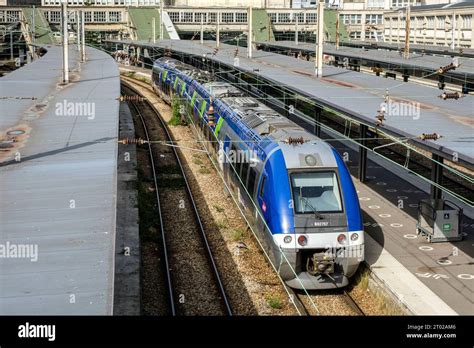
(430, 154, 443, 200)
(81, 10, 86, 62)
(61, 0, 69, 84)
(358, 124, 368, 182)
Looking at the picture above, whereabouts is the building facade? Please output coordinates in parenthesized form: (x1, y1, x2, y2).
(40, 0, 289, 7)
(384, 1, 474, 47)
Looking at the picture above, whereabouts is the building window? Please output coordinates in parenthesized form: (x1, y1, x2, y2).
(221, 13, 234, 23)
(306, 13, 317, 23)
(426, 16, 434, 29)
(367, 30, 383, 39)
(436, 16, 445, 29)
(168, 12, 179, 23)
(416, 17, 424, 28)
(235, 12, 247, 23)
(269, 13, 277, 23)
(208, 12, 217, 23)
(84, 11, 92, 23)
(367, 0, 384, 8)
(278, 13, 291, 23)
(391, 0, 411, 8)
(294, 12, 304, 23)
(4, 10, 21, 23)
(341, 14, 362, 25)
(181, 12, 193, 23)
(195, 12, 206, 23)
(461, 15, 472, 29)
(49, 11, 61, 23)
(94, 11, 107, 23)
(350, 31, 361, 39)
(366, 14, 383, 25)
(109, 11, 121, 22)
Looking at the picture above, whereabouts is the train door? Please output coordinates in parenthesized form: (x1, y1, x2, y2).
(223, 136, 231, 183)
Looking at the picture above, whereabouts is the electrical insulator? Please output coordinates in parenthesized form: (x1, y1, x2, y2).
(234, 48, 239, 57)
(213, 47, 219, 56)
(419, 133, 442, 141)
(207, 105, 214, 115)
(375, 114, 385, 127)
(286, 136, 305, 145)
(119, 95, 146, 102)
(439, 91, 460, 100)
(118, 137, 148, 145)
(208, 115, 215, 126)
(437, 63, 457, 74)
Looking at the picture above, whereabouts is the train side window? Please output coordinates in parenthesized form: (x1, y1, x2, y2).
(236, 150, 244, 178)
(230, 144, 238, 176)
(241, 161, 250, 186)
(247, 167, 257, 197)
(259, 175, 266, 198)
(247, 167, 257, 196)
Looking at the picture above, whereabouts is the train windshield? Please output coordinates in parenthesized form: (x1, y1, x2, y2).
(290, 171, 343, 214)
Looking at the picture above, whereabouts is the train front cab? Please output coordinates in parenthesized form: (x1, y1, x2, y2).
(258, 145, 365, 290)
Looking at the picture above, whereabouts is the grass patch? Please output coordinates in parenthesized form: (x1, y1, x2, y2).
(231, 228, 245, 241)
(216, 219, 227, 229)
(353, 268, 370, 291)
(193, 158, 204, 166)
(198, 167, 211, 175)
(351, 267, 406, 315)
(168, 98, 187, 126)
(266, 296, 283, 309)
(213, 204, 225, 213)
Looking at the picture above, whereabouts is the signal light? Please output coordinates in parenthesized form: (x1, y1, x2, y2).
(337, 234, 346, 245)
(297, 235, 307, 246)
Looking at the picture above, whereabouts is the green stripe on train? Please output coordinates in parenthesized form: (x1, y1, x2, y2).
(214, 117, 224, 136)
(199, 100, 207, 118)
(191, 91, 197, 106)
(181, 82, 186, 96)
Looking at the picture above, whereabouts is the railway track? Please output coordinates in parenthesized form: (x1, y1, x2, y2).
(122, 82, 232, 316)
(121, 75, 367, 316)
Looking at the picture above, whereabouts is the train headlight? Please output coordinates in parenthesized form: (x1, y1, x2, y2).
(337, 234, 347, 245)
(297, 235, 308, 246)
(283, 235, 292, 244)
(305, 155, 317, 166)
(350, 233, 359, 241)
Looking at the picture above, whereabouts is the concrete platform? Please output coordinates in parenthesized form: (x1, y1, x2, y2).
(255, 40, 474, 78)
(0, 45, 120, 314)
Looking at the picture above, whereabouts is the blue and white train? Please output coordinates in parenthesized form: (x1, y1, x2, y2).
(151, 57, 364, 289)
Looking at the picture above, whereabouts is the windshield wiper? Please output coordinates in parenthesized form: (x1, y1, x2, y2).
(298, 189, 323, 220)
